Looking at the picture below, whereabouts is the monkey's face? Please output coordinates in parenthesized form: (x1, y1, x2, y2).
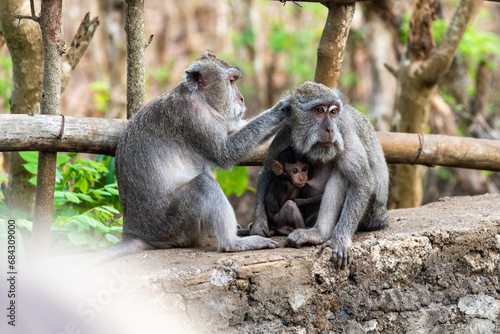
(284, 161, 309, 188)
(185, 52, 246, 132)
(288, 82, 345, 163)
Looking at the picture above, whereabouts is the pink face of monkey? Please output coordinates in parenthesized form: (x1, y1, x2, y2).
(272, 160, 309, 189)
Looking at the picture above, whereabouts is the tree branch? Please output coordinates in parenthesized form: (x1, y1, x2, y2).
(420, 0, 479, 84)
(32, 0, 64, 258)
(125, 0, 147, 119)
(11, 0, 39, 22)
(61, 12, 100, 91)
(314, 2, 355, 88)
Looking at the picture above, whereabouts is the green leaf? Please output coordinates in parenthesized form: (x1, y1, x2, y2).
(105, 234, 121, 244)
(56, 154, 72, 165)
(215, 167, 252, 197)
(91, 189, 112, 196)
(104, 184, 119, 195)
(94, 221, 110, 233)
(64, 192, 81, 204)
(28, 176, 37, 185)
(67, 231, 88, 246)
(79, 178, 89, 194)
(109, 226, 123, 233)
(19, 151, 39, 163)
(54, 191, 65, 198)
(23, 163, 38, 175)
(102, 205, 120, 214)
(75, 193, 93, 202)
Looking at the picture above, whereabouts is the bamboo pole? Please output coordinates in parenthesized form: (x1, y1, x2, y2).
(1, 114, 499, 172)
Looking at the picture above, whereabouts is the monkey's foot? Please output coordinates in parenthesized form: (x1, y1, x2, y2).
(285, 228, 326, 248)
(220, 236, 279, 252)
(321, 238, 351, 270)
(249, 221, 271, 237)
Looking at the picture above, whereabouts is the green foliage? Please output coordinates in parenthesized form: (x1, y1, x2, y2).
(1, 152, 254, 253)
(0, 153, 123, 252)
(215, 166, 255, 197)
(435, 166, 455, 181)
(90, 81, 111, 113)
(0, 56, 13, 110)
(232, 28, 256, 50)
(433, 19, 500, 70)
(266, 6, 325, 87)
(268, 26, 319, 85)
(148, 60, 176, 90)
(398, 13, 412, 44)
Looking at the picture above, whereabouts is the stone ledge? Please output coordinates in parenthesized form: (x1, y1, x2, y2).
(19, 194, 499, 334)
(89, 193, 499, 333)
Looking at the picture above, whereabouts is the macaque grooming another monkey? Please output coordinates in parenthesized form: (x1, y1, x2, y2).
(251, 82, 389, 269)
(265, 147, 322, 236)
(111, 51, 288, 257)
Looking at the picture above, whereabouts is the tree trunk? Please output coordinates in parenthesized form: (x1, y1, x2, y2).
(125, 0, 147, 119)
(390, 0, 479, 209)
(366, 11, 397, 132)
(314, 2, 355, 88)
(0, 0, 43, 215)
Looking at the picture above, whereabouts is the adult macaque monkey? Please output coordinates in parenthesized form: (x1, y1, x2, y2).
(111, 51, 286, 256)
(251, 82, 389, 269)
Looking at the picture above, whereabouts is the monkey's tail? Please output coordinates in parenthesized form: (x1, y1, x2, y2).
(44, 238, 156, 274)
(91, 237, 156, 266)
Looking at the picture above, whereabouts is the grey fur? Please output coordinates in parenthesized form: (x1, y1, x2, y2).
(115, 51, 283, 252)
(251, 81, 389, 268)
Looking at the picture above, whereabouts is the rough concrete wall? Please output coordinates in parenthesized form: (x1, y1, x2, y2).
(88, 194, 499, 334)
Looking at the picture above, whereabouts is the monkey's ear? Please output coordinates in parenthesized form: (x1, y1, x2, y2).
(272, 160, 284, 176)
(185, 67, 206, 90)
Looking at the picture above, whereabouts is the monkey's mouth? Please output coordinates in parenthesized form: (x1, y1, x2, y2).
(316, 142, 334, 148)
(293, 183, 306, 188)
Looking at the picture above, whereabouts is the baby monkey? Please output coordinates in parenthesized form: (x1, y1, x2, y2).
(265, 147, 323, 236)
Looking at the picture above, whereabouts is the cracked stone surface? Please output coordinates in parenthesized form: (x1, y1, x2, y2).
(19, 194, 500, 334)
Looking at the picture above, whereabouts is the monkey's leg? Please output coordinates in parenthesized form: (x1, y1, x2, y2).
(362, 167, 390, 232)
(286, 169, 347, 247)
(169, 174, 279, 252)
(273, 200, 305, 233)
(251, 169, 273, 237)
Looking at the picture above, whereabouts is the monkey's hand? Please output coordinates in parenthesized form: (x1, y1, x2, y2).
(249, 220, 272, 237)
(321, 237, 352, 270)
(285, 227, 327, 248)
(272, 99, 291, 120)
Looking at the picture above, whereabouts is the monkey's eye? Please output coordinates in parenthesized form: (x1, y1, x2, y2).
(316, 106, 325, 113)
(331, 105, 339, 115)
(292, 168, 299, 174)
(229, 74, 239, 84)
(302, 166, 308, 172)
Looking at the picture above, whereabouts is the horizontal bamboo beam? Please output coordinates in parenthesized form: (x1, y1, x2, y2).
(378, 132, 500, 172)
(271, 0, 366, 4)
(0, 114, 126, 155)
(1, 114, 499, 171)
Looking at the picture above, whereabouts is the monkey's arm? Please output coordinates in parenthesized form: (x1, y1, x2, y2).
(323, 143, 374, 269)
(251, 168, 273, 237)
(212, 101, 286, 169)
(294, 194, 323, 207)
